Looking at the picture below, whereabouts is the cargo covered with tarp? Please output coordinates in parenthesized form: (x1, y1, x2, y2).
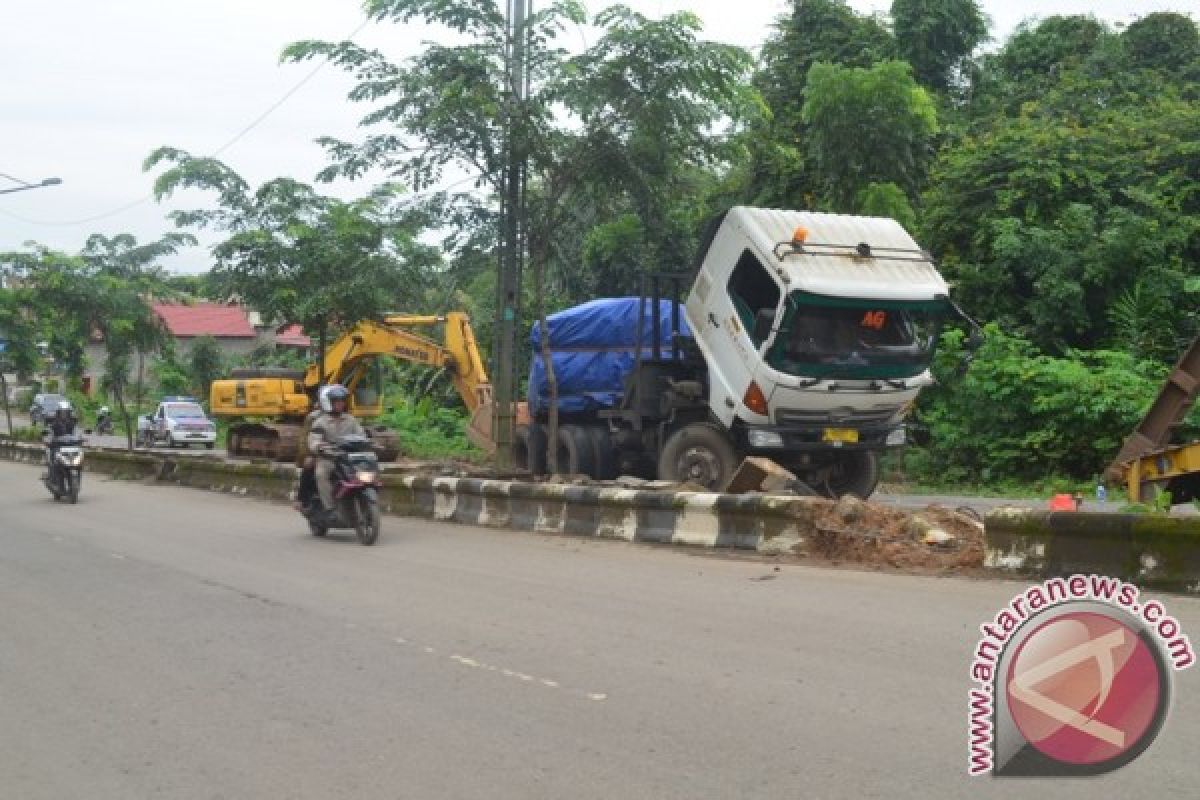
(527, 297, 692, 415)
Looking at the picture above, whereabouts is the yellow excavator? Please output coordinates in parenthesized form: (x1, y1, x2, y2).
(210, 312, 495, 461)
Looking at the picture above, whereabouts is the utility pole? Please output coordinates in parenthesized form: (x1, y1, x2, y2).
(492, 0, 529, 471)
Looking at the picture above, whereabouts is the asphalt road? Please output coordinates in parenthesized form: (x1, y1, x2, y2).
(2, 459, 1199, 799)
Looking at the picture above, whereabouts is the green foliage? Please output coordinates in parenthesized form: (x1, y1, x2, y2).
(146, 151, 439, 345)
(891, 0, 987, 90)
(8, 425, 43, 443)
(152, 354, 191, 397)
(379, 399, 480, 460)
(187, 336, 225, 401)
(856, 182, 917, 232)
(909, 325, 1180, 483)
(1122, 12, 1200, 73)
(283, 1, 754, 309)
(924, 59, 1200, 353)
(745, 0, 894, 208)
(802, 60, 937, 209)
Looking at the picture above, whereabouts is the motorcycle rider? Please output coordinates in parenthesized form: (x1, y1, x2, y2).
(294, 386, 332, 511)
(307, 384, 365, 516)
(43, 401, 78, 483)
(96, 405, 113, 434)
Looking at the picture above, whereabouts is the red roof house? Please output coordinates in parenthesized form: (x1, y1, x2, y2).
(152, 303, 257, 338)
(274, 323, 311, 349)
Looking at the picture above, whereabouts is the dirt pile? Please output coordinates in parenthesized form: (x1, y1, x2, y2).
(804, 495, 985, 572)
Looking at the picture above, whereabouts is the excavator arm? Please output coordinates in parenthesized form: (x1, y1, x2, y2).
(305, 313, 496, 452)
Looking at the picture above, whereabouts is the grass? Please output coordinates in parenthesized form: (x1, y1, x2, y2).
(378, 401, 484, 461)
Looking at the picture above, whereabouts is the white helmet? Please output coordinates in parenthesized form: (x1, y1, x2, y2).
(318, 384, 349, 413)
(99, 406, 110, 414)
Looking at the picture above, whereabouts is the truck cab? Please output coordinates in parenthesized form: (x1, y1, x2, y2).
(684, 207, 949, 494)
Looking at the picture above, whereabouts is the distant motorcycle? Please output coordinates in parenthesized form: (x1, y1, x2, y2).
(95, 407, 114, 435)
(301, 434, 382, 546)
(43, 433, 85, 503)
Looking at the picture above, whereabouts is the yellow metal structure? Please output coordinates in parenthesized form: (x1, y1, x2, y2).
(1124, 441, 1200, 503)
(210, 312, 496, 460)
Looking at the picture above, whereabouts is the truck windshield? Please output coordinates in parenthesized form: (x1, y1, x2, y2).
(767, 293, 948, 379)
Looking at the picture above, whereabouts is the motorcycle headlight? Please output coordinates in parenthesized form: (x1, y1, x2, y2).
(355, 470, 378, 484)
(57, 449, 84, 466)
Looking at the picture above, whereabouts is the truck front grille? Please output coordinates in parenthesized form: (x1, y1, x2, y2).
(776, 406, 900, 428)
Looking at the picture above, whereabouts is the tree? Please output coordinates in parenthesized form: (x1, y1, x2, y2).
(922, 74, 1200, 354)
(744, 0, 895, 208)
(2, 234, 187, 447)
(187, 336, 225, 401)
(890, 0, 988, 90)
(1122, 12, 1200, 73)
(146, 150, 440, 378)
(0, 285, 42, 433)
(802, 60, 937, 210)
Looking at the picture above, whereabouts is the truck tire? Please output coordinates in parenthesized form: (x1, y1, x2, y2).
(586, 426, 618, 480)
(657, 423, 738, 491)
(555, 425, 595, 477)
(822, 451, 880, 500)
(513, 424, 547, 476)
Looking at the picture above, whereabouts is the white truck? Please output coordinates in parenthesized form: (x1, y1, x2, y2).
(137, 397, 218, 449)
(516, 207, 962, 498)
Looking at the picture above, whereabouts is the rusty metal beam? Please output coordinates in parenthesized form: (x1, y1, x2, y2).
(1107, 334, 1200, 480)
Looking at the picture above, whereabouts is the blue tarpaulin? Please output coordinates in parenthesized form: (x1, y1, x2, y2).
(528, 298, 692, 416)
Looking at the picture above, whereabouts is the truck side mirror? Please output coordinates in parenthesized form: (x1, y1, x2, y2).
(753, 308, 776, 344)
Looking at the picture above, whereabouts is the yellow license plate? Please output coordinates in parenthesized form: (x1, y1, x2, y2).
(822, 428, 859, 444)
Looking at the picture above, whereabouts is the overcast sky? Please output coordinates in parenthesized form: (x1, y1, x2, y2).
(1, 0, 1196, 271)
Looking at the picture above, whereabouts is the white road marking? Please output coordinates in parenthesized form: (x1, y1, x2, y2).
(393, 636, 605, 701)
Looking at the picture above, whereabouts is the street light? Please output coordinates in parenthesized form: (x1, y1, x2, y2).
(0, 173, 63, 195)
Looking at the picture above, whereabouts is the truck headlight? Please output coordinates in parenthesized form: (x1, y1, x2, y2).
(747, 429, 784, 448)
(886, 428, 906, 446)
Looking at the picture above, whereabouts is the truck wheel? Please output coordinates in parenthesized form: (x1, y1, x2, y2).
(586, 426, 618, 480)
(822, 451, 880, 500)
(513, 424, 548, 476)
(555, 425, 595, 477)
(657, 423, 737, 491)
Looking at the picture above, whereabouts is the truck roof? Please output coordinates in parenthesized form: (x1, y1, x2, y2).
(724, 206, 948, 302)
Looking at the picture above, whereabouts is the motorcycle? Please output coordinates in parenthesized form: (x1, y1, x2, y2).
(95, 408, 114, 435)
(301, 434, 382, 545)
(43, 433, 85, 503)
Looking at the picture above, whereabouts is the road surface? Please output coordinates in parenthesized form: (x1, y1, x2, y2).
(1, 459, 1198, 799)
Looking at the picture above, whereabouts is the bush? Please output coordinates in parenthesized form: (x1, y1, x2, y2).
(908, 325, 1179, 484)
(378, 398, 481, 460)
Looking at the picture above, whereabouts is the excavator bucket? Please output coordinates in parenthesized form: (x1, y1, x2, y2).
(466, 402, 528, 456)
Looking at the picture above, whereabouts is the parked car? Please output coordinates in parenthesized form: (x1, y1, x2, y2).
(137, 397, 218, 449)
(29, 393, 67, 426)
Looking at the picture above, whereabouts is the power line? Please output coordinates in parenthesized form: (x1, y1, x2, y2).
(0, 18, 372, 228)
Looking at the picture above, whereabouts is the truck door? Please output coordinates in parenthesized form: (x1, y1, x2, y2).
(687, 234, 780, 426)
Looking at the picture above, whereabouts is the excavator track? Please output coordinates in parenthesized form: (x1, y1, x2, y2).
(227, 422, 302, 463)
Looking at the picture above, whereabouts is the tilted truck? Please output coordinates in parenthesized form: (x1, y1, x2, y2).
(512, 206, 957, 498)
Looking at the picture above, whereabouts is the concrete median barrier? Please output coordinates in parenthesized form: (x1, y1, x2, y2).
(1, 438, 824, 556)
(986, 507, 1200, 592)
